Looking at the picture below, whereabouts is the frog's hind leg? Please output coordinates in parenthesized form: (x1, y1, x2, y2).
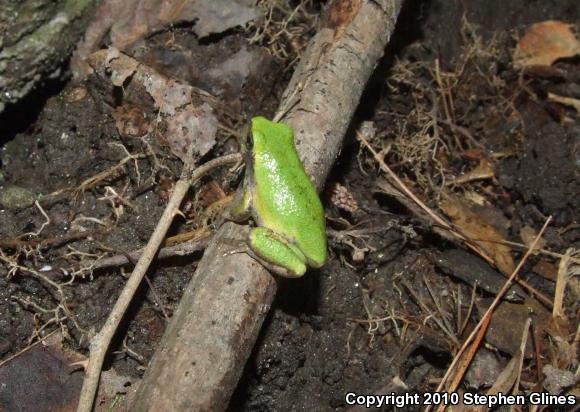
(249, 227, 307, 278)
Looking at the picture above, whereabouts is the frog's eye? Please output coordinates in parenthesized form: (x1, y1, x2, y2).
(247, 130, 254, 151)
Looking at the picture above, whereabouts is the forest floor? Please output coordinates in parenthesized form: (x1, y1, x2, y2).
(0, 0, 579, 411)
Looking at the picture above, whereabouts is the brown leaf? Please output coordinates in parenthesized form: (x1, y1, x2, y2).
(478, 318, 531, 412)
(103, 47, 138, 86)
(519, 225, 546, 252)
(0, 332, 133, 412)
(476, 298, 550, 357)
(88, 50, 217, 164)
(513, 20, 580, 68)
(196, 180, 227, 208)
(446, 158, 495, 186)
(108, 0, 261, 43)
(440, 194, 515, 275)
(164, 103, 217, 163)
(461, 149, 488, 161)
(73, 0, 261, 80)
(532, 258, 558, 281)
(192, 0, 262, 38)
(113, 105, 152, 138)
(144, 77, 192, 116)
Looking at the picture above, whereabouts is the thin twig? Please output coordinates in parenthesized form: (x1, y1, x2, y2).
(25, 201, 51, 237)
(90, 230, 211, 270)
(459, 285, 477, 336)
(426, 216, 551, 412)
(47, 151, 148, 198)
(402, 280, 459, 346)
(471, 238, 580, 266)
(357, 131, 496, 267)
(0, 329, 60, 368)
(423, 274, 456, 339)
(0, 231, 92, 250)
(76, 153, 241, 412)
(360, 131, 555, 309)
(553, 248, 577, 320)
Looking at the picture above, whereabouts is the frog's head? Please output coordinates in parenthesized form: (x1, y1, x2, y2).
(250, 116, 294, 154)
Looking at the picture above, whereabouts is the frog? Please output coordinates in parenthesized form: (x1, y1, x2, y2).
(226, 116, 327, 277)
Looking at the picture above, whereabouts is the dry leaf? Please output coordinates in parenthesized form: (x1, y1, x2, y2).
(440, 194, 515, 275)
(532, 258, 558, 281)
(0, 332, 134, 412)
(513, 20, 580, 68)
(88, 50, 217, 164)
(477, 298, 549, 357)
(464, 350, 501, 389)
(109, 0, 260, 45)
(101, 47, 138, 86)
(519, 225, 546, 251)
(553, 248, 580, 321)
(192, 0, 261, 38)
(471, 319, 532, 412)
(113, 105, 151, 138)
(143, 77, 192, 116)
(73, 0, 261, 79)
(446, 158, 495, 186)
(461, 149, 488, 160)
(463, 191, 487, 206)
(164, 103, 217, 163)
(196, 180, 227, 208)
(207, 47, 256, 95)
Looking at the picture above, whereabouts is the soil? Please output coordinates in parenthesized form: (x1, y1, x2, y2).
(1, 0, 579, 411)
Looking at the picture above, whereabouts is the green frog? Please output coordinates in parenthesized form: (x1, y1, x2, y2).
(226, 116, 327, 277)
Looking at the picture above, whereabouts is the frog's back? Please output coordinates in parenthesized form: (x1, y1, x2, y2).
(251, 117, 327, 266)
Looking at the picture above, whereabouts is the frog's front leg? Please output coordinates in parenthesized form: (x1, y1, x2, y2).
(223, 187, 252, 223)
(249, 227, 307, 278)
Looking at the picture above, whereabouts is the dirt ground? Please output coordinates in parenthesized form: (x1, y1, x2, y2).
(0, 0, 579, 411)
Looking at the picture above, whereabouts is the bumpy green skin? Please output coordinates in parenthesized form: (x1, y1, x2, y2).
(230, 116, 327, 277)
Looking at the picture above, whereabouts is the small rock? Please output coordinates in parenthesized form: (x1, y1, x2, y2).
(0, 336, 11, 356)
(465, 349, 501, 389)
(0, 186, 36, 210)
(477, 297, 550, 357)
(543, 364, 576, 394)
